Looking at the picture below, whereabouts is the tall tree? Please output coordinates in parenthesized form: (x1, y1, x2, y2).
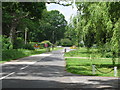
(37, 10, 67, 43)
(2, 2, 46, 48)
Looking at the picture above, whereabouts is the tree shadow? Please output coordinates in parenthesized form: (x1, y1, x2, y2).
(11, 65, 76, 77)
(2, 78, 119, 89)
(40, 57, 64, 62)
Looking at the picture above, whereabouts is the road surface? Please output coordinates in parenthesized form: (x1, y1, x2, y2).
(1, 48, 119, 89)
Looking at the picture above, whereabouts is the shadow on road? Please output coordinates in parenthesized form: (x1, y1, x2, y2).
(2, 49, 119, 89)
(2, 78, 118, 88)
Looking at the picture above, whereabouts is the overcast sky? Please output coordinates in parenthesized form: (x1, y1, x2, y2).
(46, 3, 78, 24)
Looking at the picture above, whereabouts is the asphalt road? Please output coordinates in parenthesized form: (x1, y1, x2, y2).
(1, 48, 119, 89)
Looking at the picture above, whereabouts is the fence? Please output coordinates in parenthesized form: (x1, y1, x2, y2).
(92, 65, 117, 77)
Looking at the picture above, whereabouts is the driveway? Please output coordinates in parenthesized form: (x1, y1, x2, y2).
(1, 48, 119, 89)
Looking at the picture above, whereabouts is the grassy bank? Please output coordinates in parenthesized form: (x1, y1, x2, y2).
(64, 47, 117, 59)
(64, 48, 100, 57)
(1, 47, 63, 63)
(1, 49, 46, 63)
(65, 58, 119, 77)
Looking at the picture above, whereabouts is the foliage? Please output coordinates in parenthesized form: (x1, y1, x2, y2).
(2, 49, 46, 62)
(2, 2, 46, 48)
(111, 19, 120, 56)
(60, 38, 73, 47)
(65, 2, 120, 65)
(2, 2, 67, 49)
(23, 43, 35, 50)
(13, 37, 25, 49)
(38, 10, 67, 43)
(2, 35, 12, 50)
(65, 23, 77, 45)
(1, 47, 63, 63)
(70, 2, 119, 49)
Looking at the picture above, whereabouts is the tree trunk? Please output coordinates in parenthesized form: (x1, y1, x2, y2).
(9, 21, 17, 48)
(112, 52, 116, 66)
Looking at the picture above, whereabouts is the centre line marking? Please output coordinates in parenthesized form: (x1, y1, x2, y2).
(20, 65, 29, 70)
(0, 72, 15, 80)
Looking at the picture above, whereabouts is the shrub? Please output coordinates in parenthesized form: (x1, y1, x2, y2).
(23, 43, 35, 50)
(79, 43, 84, 47)
(13, 37, 25, 49)
(60, 38, 73, 47)
(105, 52, 112, 58)
(55, 41, 61, 46)
(2, 49, 32, 61)
(1, 35, 12, 50)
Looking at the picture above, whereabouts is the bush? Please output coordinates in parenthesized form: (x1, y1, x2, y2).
(79, 43, 84, 47)
(55, 41, 61, 46)
(2, 49, 31, 61)
(1, 35, 12, 50)
(60, 38, 73, 47)
(13, 37, 25, 49)
(23, 43, 35, 50)
(105, 52, 112, 58)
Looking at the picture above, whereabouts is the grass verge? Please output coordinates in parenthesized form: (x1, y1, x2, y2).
(1, 49, 46, 63)
(64, 47, 101, 57)
(1, 47, 63, 63)
(65, 58, 119, 77)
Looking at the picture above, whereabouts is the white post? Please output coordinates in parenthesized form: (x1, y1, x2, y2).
(114, 66, 117, 77)
(92, 65, 96, 74)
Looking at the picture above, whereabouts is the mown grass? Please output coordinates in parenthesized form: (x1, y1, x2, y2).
(64, 47, 101, 58)
(1, 47, 63, 63)
(51, 47, 63, 51)
(65, 47, 119, 77)
(65, 57, 119, 77)
(64, 47, 117, 59)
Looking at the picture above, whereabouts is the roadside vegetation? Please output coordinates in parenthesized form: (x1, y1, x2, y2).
(64, 47, 118, 58)
(65, 47, 119, 77)
(1, 49, 46, 63)
(65, 58, 119, 77)
(64, 2, 120, 77)
(1, 35, 63, 63)
(1, 47, 63, 63)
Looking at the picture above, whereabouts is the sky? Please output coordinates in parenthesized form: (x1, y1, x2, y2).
(46, 2, 78, 24)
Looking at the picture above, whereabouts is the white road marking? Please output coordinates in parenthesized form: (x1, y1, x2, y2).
(4, 62, 36, 65)
(20, 65, 29, 70)
(1, 53, 52, 80)
(31, 54, 52, 57)
(70, 77, 79, 83)
(0, 72, 15, 80)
